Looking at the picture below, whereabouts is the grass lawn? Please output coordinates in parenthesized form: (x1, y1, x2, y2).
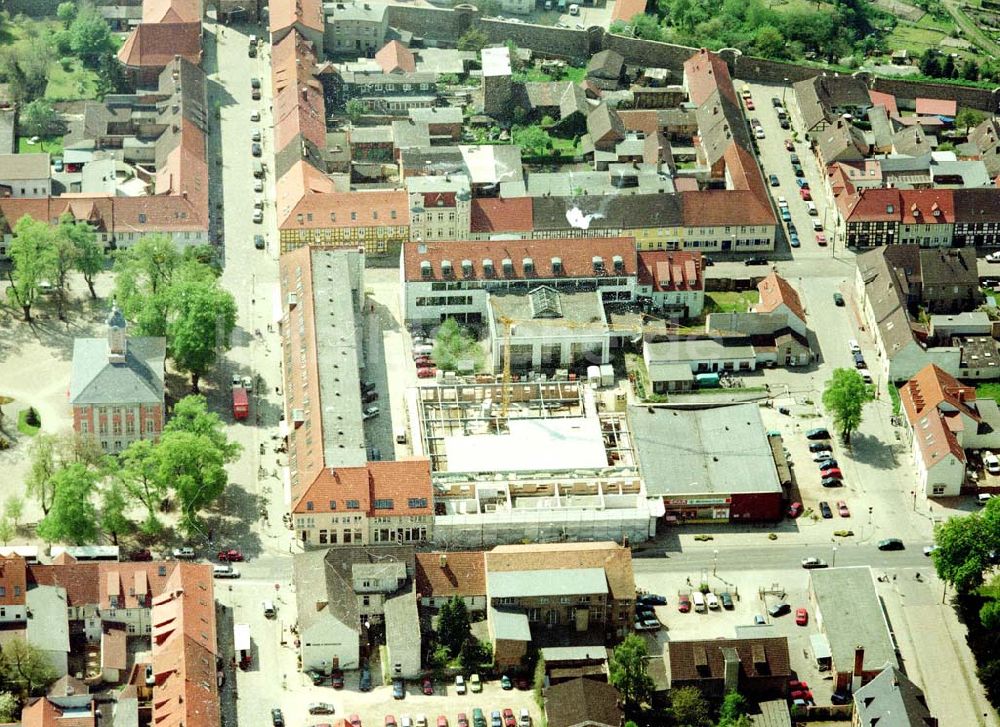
(17, 135, 65, 156)
(17, 410, 40, 437)
(977, 382, 1000, 402)
(46, 58, 100, 101)
(706, 291, 759, 313)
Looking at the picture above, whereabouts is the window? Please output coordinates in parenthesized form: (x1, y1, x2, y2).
(146, 419, 154, 434)
(81, 420, 89, 433)
(347, 499, 360, 509)
(408, 498, 427, 509)
(306, 501, 314, 511)
(13, 587, 19, 597)
(374, 499, 393, 509)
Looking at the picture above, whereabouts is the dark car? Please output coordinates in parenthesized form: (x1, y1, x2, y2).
(779, 117, 791, 129)
(793, 163, 804, 177)
(806, 428, 830, 440)
(769, 174, 780, 187)
(878, 538, 905, 551)
(744, 257, 769, 266)
(363, 391, 379, 403)
(720, 591, 734, 608)
(703, 256, 715, 267)
(331, 670, 344, 689)
(809, 442, 832, 453)
(789, 232, 800, 248)
(834, 292, 845, 306)
(251, 77, 261, 90)
(817, 459, 838, 470)
(271, 709, 285, 727)
(831, 692, 851, 705)
(818, 501, 833, 519)
(768, 602, 791, 617)
(392, 678, 405, 699)
(821, 476, 844, 488)
(638, 593, 667, 606)
(772, 96, 782, 107)
(789, 153, 800, 164)
(854, 351, 866, 368)
(251, 143, 262, 157)
(254, 234, 266, 250)
(422, 677, 434, 695)
(359, 667, 372, 692)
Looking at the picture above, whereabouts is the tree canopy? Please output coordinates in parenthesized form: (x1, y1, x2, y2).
(668, 685, 711, 726)
(433, 318, 484, 373)
(437, 596, 472, 656)
(932, 497, 1000, 593)
(609, 634, 654, 714)
(6, 215, 58, 322)
(822, 368, 874, 443)
(37, 463, 100, 545)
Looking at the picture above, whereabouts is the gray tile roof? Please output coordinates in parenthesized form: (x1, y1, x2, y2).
(487, 568, 608, 599)
(0, 152, 50, 179)
(26, 585, 70, 655)
(383, 588, 420, 672)
(69, 336, 165, 405)
(489, 606, 531, 641)
(853, 666, 935, 726)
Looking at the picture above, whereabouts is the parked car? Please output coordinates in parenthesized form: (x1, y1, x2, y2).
(363, 391, 379, 404)
(877, 538, 905, 551)
(392, 678, 405, 699)
(923, 545, 939, 556)
(745, 97, 755, 110)
(253, 209, 263, 223)
(500, 674, 512, 690)
(792, 163, 804, 177)
(837, 500, 850, 517)
(678, 594, 691, 612)
(417, 367, 437, 378)
(217, 549, 244, 562)
(816, 233, 827, 246)
(129, 549, 152, 561)
(250, 109, 261, 122)
(809, 442, 832, 453)
(349, 716, 361, 727)
(784, 138, 794, 150)
(490, 712, 502, 727)
(720, 592, 734, 609)
(780, 208, 792, 222)
(502, 709, 516, 727)
(363, 405, 380, 419)
(818, 501, 833, 519)
(787, 501, 803, 518)
(254, 234, 266, 250)
(769, 174, 780, 186)
(744, 257, 769, 266)
(454, 675, 466, 695)
(330, 670, 344, 689)
(309, 704, 335, 715)
(985, 452, 1000, 475)
(817, 459, 838, 470)
(421, 678, 433, 695)
(251, 142, 262, 157)
(469, 674, 482, 693)
(801, 557, 828, 568)
(988, 251, 1000, 263)
(53, 158, 64, 172)
(820, 468, 843, 480)
(795, 178, 809, 189)
(754, 614, 766, 625)
(768, 602, 791, 617)
(806, 428, 830, 440)
(272, 709, 285, 727)
(638, 593, 667, 606)
(359, 667, 372, 691)
(795, 608, 809, 626)
(833, 292, 845, 306)
(212, 565, 240, 579)
(172, 547, 196, 559)
(799, 187, 812, 201)
(821, 477, 844, 488)
(812, 452, 834, 462)
(385, 718, 397, 727)
(457, 715, 469, 727)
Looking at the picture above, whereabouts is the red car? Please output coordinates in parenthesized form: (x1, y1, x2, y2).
(502, 709, 516, 727)
(422, 677, 434, 695)
(784, 138, 794, 151)
(787, 502, 803, 518)
(331, 670, 344, 689)
(790, 689, 813, 701)
(816, 233, 827, 246)
(678, 595, 691, 612)
(745, 98, 755, 110)
(349, 717, 361, 727)
(788, 680, 809, 690)
(837, 500, 850, 517)
(129, 549, 152, 561)
(820, 467, 843, 479)
(795, 608, 808, 626)
(385, 718, 396, 727)
(457, 715, 469, 727)
(437, 718, 448, 727)
(217, 549, 244, 562)
(417, 367, 437, 379)
(799, 188, 812, 201)
(414, 356, 433, 367)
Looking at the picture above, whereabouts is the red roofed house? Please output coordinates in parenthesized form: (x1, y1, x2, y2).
(22, 696, 98, 727)
(415, 552, 487, 611)
(400, 237, 638, 324)
(375, 40, 416, 74)
(270, 0, 324, 52)
(469, 197, 533, 240)
(117, 22, 203, 88)
(754, 272, 807, 338)
(915, 97, 957, 119)
(636, 250, 705, 318)
(900, 364, 1000, 496)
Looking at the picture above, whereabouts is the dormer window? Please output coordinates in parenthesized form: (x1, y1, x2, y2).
(461, 259, 473, 278)
(483, 259, 495, 277)
(592, 256, 605, 273)
(420, 260, 432, 278)
(551, 257, 563, 275)
(441, 260, 453, 277)
(502, 258, 514, 276)
(613, 255, 624, 273)
(523, 257, 534, 276)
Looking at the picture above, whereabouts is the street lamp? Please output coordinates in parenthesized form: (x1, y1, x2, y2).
(832, 546, 838, 568)
(713, 549, 719, 576)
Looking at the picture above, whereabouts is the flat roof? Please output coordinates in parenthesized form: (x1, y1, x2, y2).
(488, 568, 608, 598)
(489, 288, 609, 339)
(482, 46, 512, 77)
(629, 404, 783, 497)
(444, 414, 609, 472)
(645, 337, 756, 363)
(810, 567, 898, 673)
(490, 606, 531, 641)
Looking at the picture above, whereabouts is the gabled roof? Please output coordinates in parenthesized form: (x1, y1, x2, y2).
(756, 272, 806, 324)
(69, 335, 166, 406)
(901, 363, 980, 424)
(293, 460, 434, 518)
(117, 22, 202, 69)
(637, 250, 702, 292)
(486, 542, 634, 602)
(0, 555, 27, 606)
(470, 197, 533, 233)
(667, 637, 791, 685)
(415, 552, 486, 599)
(586, 50, 624, 82)
(915, 97, 957, 117)
(544, 679, 623, 727)
(854, 666, 936, 726)
(142, 0, 202, 23)
(269, 0, 323, 35)
(868, 90, 899, 118)
(375, 41, 415, 74)
(683, 48, 736, 108)
(277, 186, 407, 231)
(611, 0, 648, 22)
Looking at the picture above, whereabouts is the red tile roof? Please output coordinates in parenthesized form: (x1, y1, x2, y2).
(915, 97, 957, 117)
(0, 555, 27, 606)
(756, 272, 806, 324)
(402, 237, 637, 282)
(375, 41, 416, 74)
(28, 563, 101, 606)
(269, 0, 324, 35)
(293, 460, 434, 517)
(117, 22, 202, 69)
(415, 552, 487, 599)
(487, 542, 635, 602)
(470, 198, 533, 233)
(272, 31, 326, 155)
(841, 187, 905, 223)
(901, 364, 980, 424)
(868, 90, 899, 118)
(637, 250, 703, 292)
(142, 0, 202, 23)
(277, 188, 408, 231)
(610, 0, 649, 23)
(22, 698, 95, 727)
(683, 48, 737, 108)
(898, 189, 955, 225)
(617, 110, 661, 136)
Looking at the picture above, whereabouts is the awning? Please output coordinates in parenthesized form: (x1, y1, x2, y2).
(647, 498, 666, 517)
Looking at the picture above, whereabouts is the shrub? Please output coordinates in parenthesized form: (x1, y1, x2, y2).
(25, 407, 40, 427)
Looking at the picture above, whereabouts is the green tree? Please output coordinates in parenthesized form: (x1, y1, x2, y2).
(941, 53, 957, 79)
(37, 463, 99, 545)
(630, 13, 664, 41)
(821, 368, 873, 443)
(753, 24, 786, 59)
(112, 234, 183, 328)
(0, 691, 19, 722)
(960, 58, 980, 82)
(437, 595, 472, 656)
(0, 639, 58, 697)
(957, 108, 986, 134)
(0, 519, 14, 547)
(432, 318, 484, 372)
(512, 124, 552, 156)
(118, 439, 168, 534)
(668, 685, 711, 726)
(345, 99, 365, 122)
(718, 690, 752, 727)
(19, 99, 58, 138)
(100, 480, 133, 545)
(458, 637, 492, 670)
(609, 634, 653, 714)
(63, 216, 103, 299)
(6, 215, 57, 322)
(154, 431, 230, 537)
(165, 278, 238, 392)
(95, 51, 129, 96)
(980, 599, 1000, 631)
(0, 45, 53, 104)
(3, 495, 23, 531)
(919, 48, 941, 77)
(165, 395, 241, 460)
(56, 1, 77, 26)
(25, 433, 59, 515)
(932, 498, 1000, 593)
(457, 29, 489, 52)
(50, 221, 80, 321)
(68, 4, 113, 67)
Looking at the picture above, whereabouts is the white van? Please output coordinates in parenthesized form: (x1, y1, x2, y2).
(213, 565, 240, 579)
(706, 593, 720, 610)
(812, 218, 823, 231)
(806, 201, 817, 216)
(692, 592, 706, 612)
(985, 452, 1000, 475)
(978, 493, 994, 505)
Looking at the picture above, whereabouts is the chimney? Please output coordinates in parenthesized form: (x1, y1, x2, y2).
(853, 646, 865, 676)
